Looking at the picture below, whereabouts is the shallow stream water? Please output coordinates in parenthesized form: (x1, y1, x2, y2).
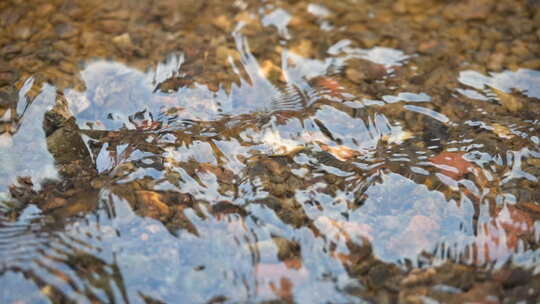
(1, 0, 540, 303)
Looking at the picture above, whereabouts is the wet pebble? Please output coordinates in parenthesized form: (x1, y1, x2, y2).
(98, 20, 126, 34)
(443, 0, 494, 21)
(54, 23, 79, 39)
(345, 59, 387, 83)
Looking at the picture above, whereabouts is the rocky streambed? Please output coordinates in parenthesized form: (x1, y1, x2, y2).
(1, 0, 540, 303)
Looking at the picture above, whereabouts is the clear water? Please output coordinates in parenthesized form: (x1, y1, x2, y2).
(1, 0, 539, 302)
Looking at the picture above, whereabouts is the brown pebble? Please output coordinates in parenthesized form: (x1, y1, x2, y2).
(54, 23, 79, 39)
(98, 20, 126, 34)
(42, 197, 69, 211)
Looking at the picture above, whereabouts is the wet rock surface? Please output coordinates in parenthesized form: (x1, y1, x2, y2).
(0, 0, 540, 303)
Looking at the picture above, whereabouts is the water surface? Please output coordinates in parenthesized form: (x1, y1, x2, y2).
(1, 0, 540, 303)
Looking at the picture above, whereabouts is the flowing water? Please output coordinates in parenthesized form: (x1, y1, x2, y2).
(1, 0, 540, 303)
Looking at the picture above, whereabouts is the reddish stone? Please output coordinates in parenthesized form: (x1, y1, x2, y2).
(315, 77, 344, 98)
(429, 151, 474, 180)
